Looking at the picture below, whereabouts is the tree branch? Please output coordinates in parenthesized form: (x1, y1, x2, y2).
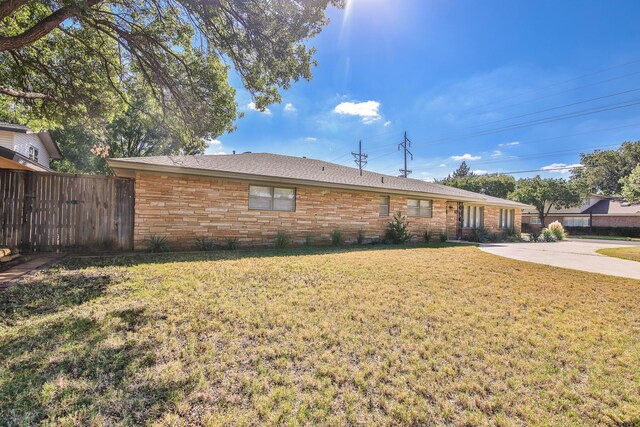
(0, 85, 59, 101)
(0, 0, 101, 52)
(0, 0, 30, 20)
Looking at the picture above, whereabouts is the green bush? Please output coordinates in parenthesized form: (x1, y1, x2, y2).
(542, 228, 555, 242)
(194, 237, 216, 251)
(304, 233, 313, 247)
(439, 232, 448, 243)
(384, 212, 411, 244)
(530, 230, 541, 242)
(547, 221, 566, 241)
(469, 227, 489, 243)
(225, 238, 238, 250)
(147, 235, 171, 253)
(423, 227, 432, 243)
(356, 228, 365, 245)
(331, 229, 343, 246)
(275, 231, 290, 248)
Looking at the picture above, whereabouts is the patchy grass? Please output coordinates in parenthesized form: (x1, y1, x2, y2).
(597, 246, 640, 262)
(1, 244, 639, 426)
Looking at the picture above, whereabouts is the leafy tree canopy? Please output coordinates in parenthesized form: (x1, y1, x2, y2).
(620, 164, 640, 203)
(450, 161, 474, 178)
(0, 0, 341, 143)
(570, 142, 640, 195)
(509, 176, 582, 222)
(441, 174, 516, 199)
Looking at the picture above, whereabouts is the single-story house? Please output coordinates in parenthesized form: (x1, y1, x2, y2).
(107, 153, 528, 250)
(0, 122, 63, 171)
(522, 194, 640, 230)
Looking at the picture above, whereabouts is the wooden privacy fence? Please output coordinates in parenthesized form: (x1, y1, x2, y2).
(0, 170, 134, 252)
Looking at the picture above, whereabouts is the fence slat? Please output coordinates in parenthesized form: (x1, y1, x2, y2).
(0, 170, 134, 252)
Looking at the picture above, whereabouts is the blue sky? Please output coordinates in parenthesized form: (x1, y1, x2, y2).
(207, 0, 640, 181)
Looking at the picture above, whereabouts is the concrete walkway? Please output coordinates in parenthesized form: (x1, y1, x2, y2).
(480, 240, 640, 280)
(0, 253, 66, 287)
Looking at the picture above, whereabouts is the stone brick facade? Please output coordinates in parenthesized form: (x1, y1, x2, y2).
(133, 172, 522, 250)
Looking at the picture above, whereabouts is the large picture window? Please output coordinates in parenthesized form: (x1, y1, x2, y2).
(499, 209, 515, 229)
(407, 199, 433, 217)
(463, 205, 483, 228)
(248, 185, 295, 211)
(562, 216, 589, 227)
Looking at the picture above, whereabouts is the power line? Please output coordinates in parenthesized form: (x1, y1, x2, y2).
(398, 131, 413, 178)
(496, 165, 584, 175)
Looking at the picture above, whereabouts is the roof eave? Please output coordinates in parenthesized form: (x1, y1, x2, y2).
(36, 131, 63, 159)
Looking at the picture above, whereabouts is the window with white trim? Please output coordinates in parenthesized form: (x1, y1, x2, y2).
(248, 185, 296, 211)
(463, 205, 483, 228)
(379, 196, 390, 217)
(529, 217, 541, 225)
(562, 216, 589, 227)
(28, 146, 39, 162)
(499, 209, 515, 229)
(407, 199, 433, 217)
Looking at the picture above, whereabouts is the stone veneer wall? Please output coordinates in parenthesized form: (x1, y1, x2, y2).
(133, 172, 454, 250)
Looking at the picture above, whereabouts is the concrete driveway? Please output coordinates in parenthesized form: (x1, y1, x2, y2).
(480, 239, 640, 280)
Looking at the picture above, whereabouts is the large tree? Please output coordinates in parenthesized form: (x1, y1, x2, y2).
(0, 0, 341, 138)
(442, 174, 516, 199)
(570, 142, 640, 195)
(509, 176, 582, 224)
(450, 161, 474, 178)
(620, 164, 640, 203)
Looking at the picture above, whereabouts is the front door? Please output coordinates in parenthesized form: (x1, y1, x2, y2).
(446, 202, 464, 240)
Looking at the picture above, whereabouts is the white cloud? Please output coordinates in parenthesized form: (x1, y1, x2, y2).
(305, 137, 317, 142)
(439, 163, 447, 167)
(499, 141, 520, 147)
(451, 153, 481, 161)
(473, 170, 488, 175)
(383, 120, 391, 127)
(247, 102, 272, 115)
(284, 103, 296, 112)
(205, 139, 227, 155)
(541, 163, 583, 173)
(491, 150, 502, 158)
(334, 100, 381, 124)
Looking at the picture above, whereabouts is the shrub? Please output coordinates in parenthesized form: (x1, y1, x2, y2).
(423, 227, 432, 243)
(530, 230, 541, 242)
(469, 227, 489, 243)
(547, 221, 566, 241)
(225, 238, 238, 250)
(356, 228, 365, 245)
(147, 235, 171, 252)
(304, 233, 313, 247)
(195, 237, 216, 251)
(542, 228, 555, 242)
(275, 231, 290, 248)
(439, 232, 448, 243)
(331, 229, 343, 246)
(384, 212, 411, 244)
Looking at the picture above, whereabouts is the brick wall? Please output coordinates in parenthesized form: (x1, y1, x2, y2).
(134, 172, 455, 250)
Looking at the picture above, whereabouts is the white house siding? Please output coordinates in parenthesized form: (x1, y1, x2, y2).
(0, 130, 14, 151)
(12, 132, 50, 167)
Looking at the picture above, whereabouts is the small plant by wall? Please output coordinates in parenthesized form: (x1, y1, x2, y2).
(356, 229, 365, 245)
(195, 237, 216, 251)
(304, 233, 313, 247)
(331, 229, 343, 246)
(147, 235, 171, 252)
(384, 212, 411, 244)
(423, 227, 432, 243)
(275, 231, 290, 248)
(225, 238, 238, 250)
(439, 232, 448, 243)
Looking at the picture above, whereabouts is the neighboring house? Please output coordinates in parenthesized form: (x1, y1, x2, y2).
(0, 123, 62, 172)
(108, 153, 527, 250)
(522, 194, 640, 229)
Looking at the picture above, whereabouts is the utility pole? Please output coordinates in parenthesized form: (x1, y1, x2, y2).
(351, 140, 368, 176)
(398, 131, 413, 178)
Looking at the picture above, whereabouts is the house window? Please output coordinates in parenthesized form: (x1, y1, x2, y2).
(379, 196, 390, 217)
(562, 217, 589, 227)
(28, 146, 39, 162)
(499, 209, 515, 229)
(529, 217, 541, 225)
(463, 205, 484, 228)
(248, 185, 295, 211)
(407, 199, 433, 217)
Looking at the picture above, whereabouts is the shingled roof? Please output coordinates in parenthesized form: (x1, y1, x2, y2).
(108, 153, 527, 208)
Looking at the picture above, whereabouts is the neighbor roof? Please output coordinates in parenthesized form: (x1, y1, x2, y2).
(0, 122, 62, 159)
(108, 153, 528, 208)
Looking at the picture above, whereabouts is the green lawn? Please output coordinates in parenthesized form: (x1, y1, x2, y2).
(1, 245, 639, 426)
(597, 246, 640, 262)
